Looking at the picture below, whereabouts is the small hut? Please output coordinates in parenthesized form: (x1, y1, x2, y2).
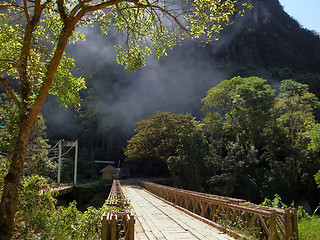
(100, 165, 117, 180)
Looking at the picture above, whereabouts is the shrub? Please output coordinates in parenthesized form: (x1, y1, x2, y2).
(13, 175, 111, 239)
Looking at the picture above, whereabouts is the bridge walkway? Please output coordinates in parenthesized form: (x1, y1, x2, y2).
(121, 182, 235, 240)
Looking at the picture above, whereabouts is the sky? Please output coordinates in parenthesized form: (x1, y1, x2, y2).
(279, 0, 320, 33)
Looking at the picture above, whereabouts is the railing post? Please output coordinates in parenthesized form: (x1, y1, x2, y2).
(270, 210, 277, 240)
(111, 215, 117, 240)
(102, 213, 107, 240)
(212, 204, 217, 222)
(244, 212, 249, 230)
(129, 215, 135, 240)
(226, 206, 230, 221)
(284, 208, 292, 239)
(291, 208, 298, 240)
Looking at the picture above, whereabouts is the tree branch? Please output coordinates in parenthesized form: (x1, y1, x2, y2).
(23, 0, 31, 24)
(113, 0, 191, 36)
(19, 0, 43, 103)
(70, 0, 93, 18)
(71, 0, 191, 39)
(84, 0, 127, 13)
(0, 0, 24, 10)
(28, 22, 76, 125)
(0, 77, 23, 113)
(56, 0, 69, 25)
(137, 3, 190, 35)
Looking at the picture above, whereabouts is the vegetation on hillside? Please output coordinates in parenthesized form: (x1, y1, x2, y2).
(214, 0, 320, 73)
(36, 0, 320, 175)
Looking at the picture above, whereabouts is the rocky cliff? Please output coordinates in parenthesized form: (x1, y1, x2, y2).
(211, 0, 320, 73)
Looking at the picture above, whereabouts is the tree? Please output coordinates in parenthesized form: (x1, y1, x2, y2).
(274, 80, 319, 185)
(202, 76, 275, 161)
(275, 80, 319, 145)
(0, 0, 250, 237)
(125, 112, 208, 190)
(201, 76, 275, 199)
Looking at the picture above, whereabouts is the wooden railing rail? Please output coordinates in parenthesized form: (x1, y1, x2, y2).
(41, 184, 73, 196)
(138, 180, 298, 240)
(52, 185, 73, 196)
(102, 180, 135, 240)
(107, 180, 130, 209)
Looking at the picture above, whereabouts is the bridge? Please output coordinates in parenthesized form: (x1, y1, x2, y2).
(49, 181, 100, 197)
(122, 180, 234, 240)
(102, 179, 299, 240)
(48, 184, 73, 196)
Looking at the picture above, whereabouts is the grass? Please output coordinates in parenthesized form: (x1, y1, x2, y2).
(298, 215, 320, 240)
(78, 181, 112, 209)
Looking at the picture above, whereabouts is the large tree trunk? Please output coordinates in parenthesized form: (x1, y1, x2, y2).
(0, 20, 78, 237)
(0, 121, 32, 239)
(0, 2, 87, 237)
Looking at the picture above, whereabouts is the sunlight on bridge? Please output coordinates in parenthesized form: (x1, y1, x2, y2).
(121, 180, 234, 240)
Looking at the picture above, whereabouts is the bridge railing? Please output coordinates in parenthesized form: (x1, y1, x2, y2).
(40, 184, 73, 196)
(51, 184, 73, 196)
(138, 180, 298, 240)
(102, 180, 135, 240)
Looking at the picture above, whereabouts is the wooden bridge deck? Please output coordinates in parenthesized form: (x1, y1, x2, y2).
(121, 182, 235, 240)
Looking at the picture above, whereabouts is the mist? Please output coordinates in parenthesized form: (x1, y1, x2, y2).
(41, 2, 263, 137)
(46, 26, 227, 135)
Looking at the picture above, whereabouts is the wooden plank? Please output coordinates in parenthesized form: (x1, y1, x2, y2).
(122, 183, 235, 240)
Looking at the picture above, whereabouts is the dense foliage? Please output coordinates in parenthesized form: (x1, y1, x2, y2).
(125, 77, 320, 208)
(13, 175, 110, 239)
(203, 78, 320, 205)
(125, 112, 208, 190)
(0, 95, 56, 198)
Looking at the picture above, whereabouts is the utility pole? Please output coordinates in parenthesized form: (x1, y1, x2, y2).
(58, 140, 62, 184)
(74, 140, 78, 186)
(55, 139, 78, 186)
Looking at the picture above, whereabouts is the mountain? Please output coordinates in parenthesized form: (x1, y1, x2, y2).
(211, 0, 320, 73)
